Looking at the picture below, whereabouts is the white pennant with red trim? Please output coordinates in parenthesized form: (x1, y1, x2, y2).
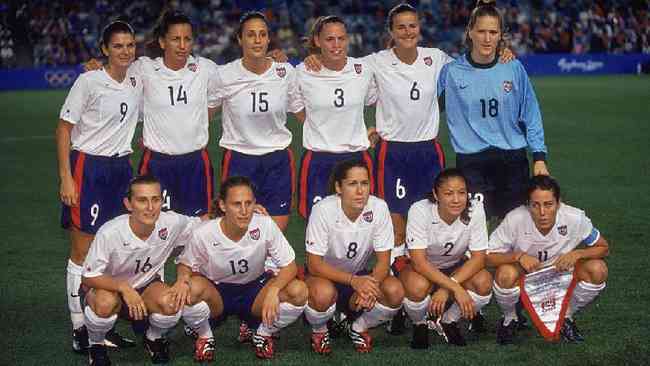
(519, 266, 578, 342)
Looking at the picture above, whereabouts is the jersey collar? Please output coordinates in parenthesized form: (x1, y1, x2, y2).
(466, 52, 498, 69)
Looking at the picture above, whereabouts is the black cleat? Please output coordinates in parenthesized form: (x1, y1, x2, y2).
(327, 315, 350, 339)
(104, 327, 136, 348)
(144, 337, 170, 364)
(88, 344, 111, 366)
(561, 318, 585, 343)
(386, 308, 408, 335)
(410, 323, 429, 349)
(440, 321, 467, 346)
(468, 312, 487, 334)
(496, 317, 517, 345)
(515, 302, 529, 329)
(73, 325, 90, 354)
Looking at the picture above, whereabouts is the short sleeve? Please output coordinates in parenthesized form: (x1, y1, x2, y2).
(176, 230, 207, 272)
(82, 230, 111, 278)
(59, 75, 88, 124)
(468, 202, 489, 251)
(206, 61, 224, 109)
(175, 214, 202, 248)
(305, 203, 330, 256)
(266, 219, 296, 268)
(488, 215, 515, 254)
(405, 203, 430, 250)
(286, 65, 303, 113)
(577, 212, 599, 246)
(372, 201, 394, 252)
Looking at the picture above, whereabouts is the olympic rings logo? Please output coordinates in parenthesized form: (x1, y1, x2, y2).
(44, 69, 78, 88)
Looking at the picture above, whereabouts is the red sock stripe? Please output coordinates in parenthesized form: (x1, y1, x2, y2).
(362, 151, 375, 194)
(298, 151, 313, 218)
(72, 152, 85, 229)
(201, 149, 213, 213)
(376, 141, 388, 198)
(221, 149, 232, 183)
(139, 149, 151, 175)
(434, 140, 446, 168)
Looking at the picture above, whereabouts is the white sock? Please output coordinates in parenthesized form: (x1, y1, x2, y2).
(468, 290, 492, 313)
(567, 281, 606, 319)
(441, 303, 462, 324)
(493, 282, 520, 326)
(146, 311, 181, 340)
(443, 290, 493, 323)
(182, 301, 212, 338)
(84, 306, 117, 345)
(257, 302, 306, 336)
(351, 302, 400, 333)
(67, 260, 84, 329)
(403, 296, 430, 325)
(305, 304, 336, 333)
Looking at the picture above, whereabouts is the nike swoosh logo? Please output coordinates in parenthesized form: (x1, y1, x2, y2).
(459, 85, 468, 89)
(70, 293, 80, 298)
(194, 209, 202, 215)
(280, 202, 288, 208)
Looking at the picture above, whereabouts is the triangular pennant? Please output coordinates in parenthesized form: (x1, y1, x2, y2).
(519, 265, 578, 342)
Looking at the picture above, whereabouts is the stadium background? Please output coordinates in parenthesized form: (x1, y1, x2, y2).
(1, 1, 649, 365)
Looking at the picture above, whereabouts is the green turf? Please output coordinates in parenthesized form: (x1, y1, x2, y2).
(1, 75, 649, 365)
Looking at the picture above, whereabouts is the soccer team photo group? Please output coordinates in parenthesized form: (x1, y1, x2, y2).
(2, 0, 649, 365)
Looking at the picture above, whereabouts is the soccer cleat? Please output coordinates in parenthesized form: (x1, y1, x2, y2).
(72, 325, 90, 354)
(104, 327, 136, 348)
(515, 302, 529, 329)
(349, 328, 372, 353)
(440, 321, 467, 346)
(253, 334, 275, 359)
(496, 317, 517, 345)
(561, 318, 585, 343)
(88, 344, 111, 366)
(143, 336, 170, 364)
(183, 325, 198, 340)
(468, 312, 487, 334)
(193, 337, 216, 362)
(310, 331, 332, 355)
(410, 323, 429, 349)
(238, 321, 254, 343)
(386, 308, 407, 335)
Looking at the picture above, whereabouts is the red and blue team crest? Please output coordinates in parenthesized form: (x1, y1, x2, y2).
(354, 63, 362, 74)
(503, 80, 513, 93)
(363, 211, 373, 223)
(557, 225, 568, 236)
(188, 63, 198, 72)
(130, 77, 136, 87)
(249, 228, 260, 240)
(276, 67, 286, 78)
(158, 228, 168, 240)
(424, 56, 432, 66)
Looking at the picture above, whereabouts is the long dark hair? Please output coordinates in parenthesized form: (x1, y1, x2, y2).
(464, 0, 507, 55)
(426, 168, 472, 224)
(100, 20, 135, 50)
(304, 15, 346, 55)
(145, 11, 192, 58)
(327, 159, 369, 195)
(385, 3, 418, 49)
(210, 176, 256, 218)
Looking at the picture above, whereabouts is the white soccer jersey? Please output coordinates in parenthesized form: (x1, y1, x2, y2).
(82, 211, 200, 289)
(305, 195, 394, 274)
(132, 55, 220, 155)
(60, 68, 142, 156)
(215, 60, 301, 155)
(295, 57, 376, 153)
(177, 213, 295, 284)
(488, 203, 601, 267)
(406, 199, 488, 269)
(369, 47, 453, 142)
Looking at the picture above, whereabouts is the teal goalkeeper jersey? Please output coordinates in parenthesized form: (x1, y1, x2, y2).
(438, 54, 547, 160)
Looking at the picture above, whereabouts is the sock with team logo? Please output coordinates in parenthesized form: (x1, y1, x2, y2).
(566, 281, 606, 319)
(351, 302, 400, 333)
(493, 283, 520, 326)
(146, 311, 182, 340)
(257, 302, 306, 336)
(182, 301, 213, 338)
(67, 260, 84, 329)
(403, 296, 430, 325)
(305, 303, 336, 333)
(84, 306, 117, 345)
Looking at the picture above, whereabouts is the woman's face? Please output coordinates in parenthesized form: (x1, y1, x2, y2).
(390, 11, 420, 50)
(103, 32, 136, 70)
(159, 23, 193, 66)
(315, 22, 348, 64)
(469, 15, 501, 61)
(219, 185, 256, 233)
(336, 166, 370, 215)
(239, 18, 270, 60)
(434, 176, 468, 220)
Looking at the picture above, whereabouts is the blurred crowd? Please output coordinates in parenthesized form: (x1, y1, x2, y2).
(0, 0, 648, 68)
